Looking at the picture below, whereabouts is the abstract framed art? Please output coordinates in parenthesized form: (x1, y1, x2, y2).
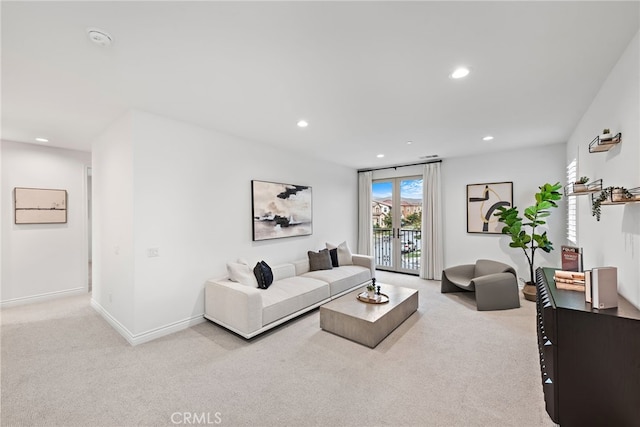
(14, 187, 67, 224)
(466, 181, 513, 234)
(251, 180, 312, 241)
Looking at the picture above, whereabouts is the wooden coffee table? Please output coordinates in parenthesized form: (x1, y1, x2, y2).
(319, 284, 418, 348)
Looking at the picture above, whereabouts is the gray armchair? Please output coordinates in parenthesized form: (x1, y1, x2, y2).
(441, 259, 520, 310)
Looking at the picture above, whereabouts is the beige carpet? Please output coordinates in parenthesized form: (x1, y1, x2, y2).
(1, 271, 556, 426)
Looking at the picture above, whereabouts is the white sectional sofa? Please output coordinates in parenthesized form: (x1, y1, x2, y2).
(204, 253, 374, 338)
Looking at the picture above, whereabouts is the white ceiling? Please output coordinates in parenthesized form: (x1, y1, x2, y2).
(2, 1, 639, 169)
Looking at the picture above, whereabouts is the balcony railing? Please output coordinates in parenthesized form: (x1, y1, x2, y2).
(373, 228, 421, 271)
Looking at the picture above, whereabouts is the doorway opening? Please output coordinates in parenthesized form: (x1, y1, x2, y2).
(372, 176, 423, 274)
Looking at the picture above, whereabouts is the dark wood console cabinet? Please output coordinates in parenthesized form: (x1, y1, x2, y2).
(535, 267, 640, 426)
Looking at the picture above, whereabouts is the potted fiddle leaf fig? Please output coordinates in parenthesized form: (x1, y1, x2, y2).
(494, 182, 563, 301)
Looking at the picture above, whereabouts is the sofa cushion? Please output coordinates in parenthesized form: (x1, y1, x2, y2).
(271, 263, 296, 282)
(302, 265, 371, 296)
(475, 259, 514, 278)
(308, 249, 333, 271)
(326, 241, 353, 265)
(293, 259, 311, 276)
(227, 262, 259, 287)
(261, 277, 330, 325)
(254, 261, 274, 289)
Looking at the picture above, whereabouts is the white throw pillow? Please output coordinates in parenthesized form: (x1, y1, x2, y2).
(227, 262, 259, 287)
(326, 241, 353, 266)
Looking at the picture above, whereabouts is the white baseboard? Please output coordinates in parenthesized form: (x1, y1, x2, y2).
(90, 299, 205, 346)
(1, 287, 86, 308)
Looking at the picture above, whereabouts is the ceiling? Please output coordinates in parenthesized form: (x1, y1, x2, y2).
(2, 1, 639, 169)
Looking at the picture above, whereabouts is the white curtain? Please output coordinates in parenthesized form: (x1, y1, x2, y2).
(357, 171, 373, 255)
(421, 162, 443, 280)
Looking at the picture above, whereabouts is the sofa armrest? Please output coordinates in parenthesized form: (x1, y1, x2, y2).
(352, 254, 375, 279)
(204, 279, 263, 336)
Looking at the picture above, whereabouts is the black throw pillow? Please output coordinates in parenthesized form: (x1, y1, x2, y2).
(329, 248, 339, 268)
(254, 261, 273, 289)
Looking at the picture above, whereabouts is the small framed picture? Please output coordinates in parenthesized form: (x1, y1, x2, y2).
(14, 187, 67, 224)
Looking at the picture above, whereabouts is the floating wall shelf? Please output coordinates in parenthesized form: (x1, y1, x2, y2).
(599, 186, 640, 205)
(564, 179, 602, 197)
(588, 132, 621, 153)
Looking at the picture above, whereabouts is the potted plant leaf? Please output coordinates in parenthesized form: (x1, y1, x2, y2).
(494, 182, 563, 301)
(574, 176, 589, 193)
(592, 186, 633, 220)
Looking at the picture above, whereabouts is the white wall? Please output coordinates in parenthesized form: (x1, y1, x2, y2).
(1, 140, 91, 305)
(91, 113, 136, 334)
(567, 30, 640, 308)
(92, 110, 357, 344)
(442, 143, 567, 284)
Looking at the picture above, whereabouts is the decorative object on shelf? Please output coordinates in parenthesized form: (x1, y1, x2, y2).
(494, 182, 563, 301)
(591, 186, 640, 221)
(588, 131, 622, 153)
(466, 181, 513, 234)
(564, 179, 602, 196)
(14, 187, 67, 224)
(251, 180, 312, 241)
(600, 128, 612, 140)
(573, 176, 589, 192)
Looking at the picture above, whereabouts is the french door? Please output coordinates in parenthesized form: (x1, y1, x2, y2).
(372, 176, 423, 274)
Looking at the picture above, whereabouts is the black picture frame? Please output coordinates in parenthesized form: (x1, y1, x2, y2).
(466, 181, 513, 234)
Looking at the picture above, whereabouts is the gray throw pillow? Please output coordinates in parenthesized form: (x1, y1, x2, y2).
(308, 249, 333, 271)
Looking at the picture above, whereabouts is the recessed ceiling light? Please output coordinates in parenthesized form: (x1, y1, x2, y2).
(297, 120, 308, 128)
(87, 28, 113, 47)
(35, 137, 49, 143)
(450, 67, 470, 79)
(406, 140, 413, 145)
(483, 135, 494, 141)
(376, 154, 385, 158)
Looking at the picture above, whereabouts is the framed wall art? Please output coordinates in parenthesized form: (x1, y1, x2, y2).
(251, 180, 312, 241)
(14, 187, 67, 224)
(466, 181, 513, 234)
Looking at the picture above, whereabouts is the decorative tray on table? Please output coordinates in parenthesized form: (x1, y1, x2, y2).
(357, 292, 389, 304)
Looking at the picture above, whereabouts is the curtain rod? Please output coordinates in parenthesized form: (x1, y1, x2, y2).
(357, 158, 442, 173)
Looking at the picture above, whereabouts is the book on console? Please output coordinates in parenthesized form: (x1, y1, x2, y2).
(561, 245, 583, 272)
(554, 270, 585, 291)
(555, 282, 586, 292)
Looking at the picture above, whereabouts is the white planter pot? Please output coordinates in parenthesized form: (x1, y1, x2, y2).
(573, 183, 587, 192)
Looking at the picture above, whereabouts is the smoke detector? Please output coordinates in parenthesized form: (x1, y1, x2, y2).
(87, 28, 113, 47)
